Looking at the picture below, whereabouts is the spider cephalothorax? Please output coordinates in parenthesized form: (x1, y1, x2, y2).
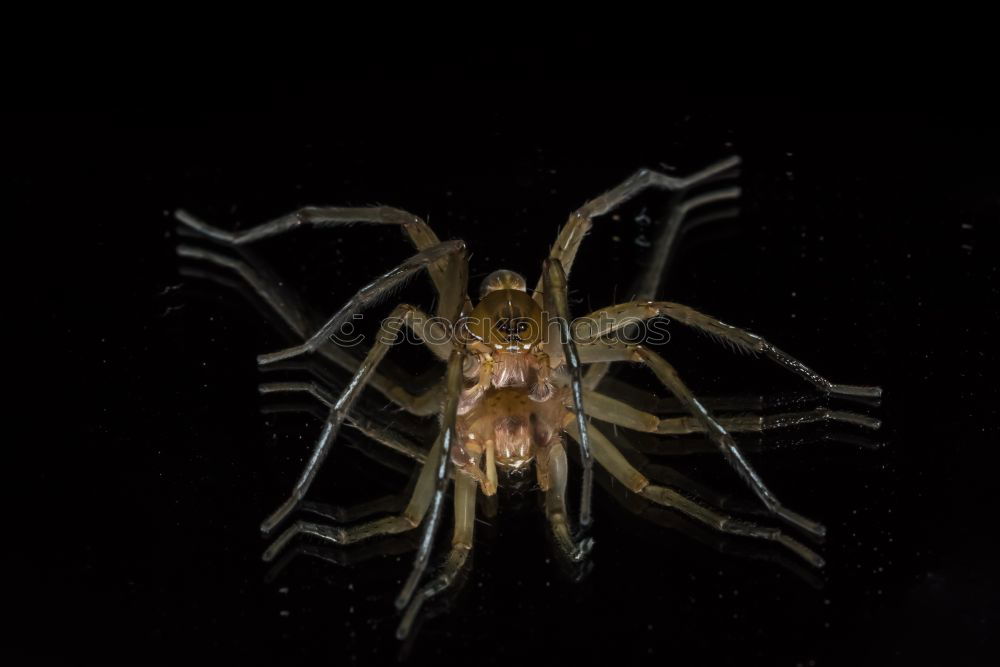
(176, 154, 882, 638)
(453, 269, 567, 490)
(465, 272, 545, 350)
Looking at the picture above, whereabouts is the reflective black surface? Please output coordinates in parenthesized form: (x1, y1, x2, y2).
(18, 88, 999, 664)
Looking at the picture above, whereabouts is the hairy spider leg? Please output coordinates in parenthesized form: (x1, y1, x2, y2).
(585, 374, 883, 430)
(261, 354, 443, 416)
(578, 342, 826, 538)
(265, 534, 422, 579)
(396, 348, 466, 611)
(257, 241, 466, 365)
(260, 353, 468, 560)
(264, 380, 424, 506)
(565, 421, 823, 567)
(177, 242, 445, 415)
(257, 240, 467, 533)
(175, 205, 455, 297)
(578, 301, 883, 400)
(259, 378, 475, 610)
(261, 298, 459, 534)
(397, 419, 477, 639)
(582, 180, 742, 390)
(603, 432, 771, 519)
(259, 381, 432, 463)
(590, 448, 823, 587)
(533, 155, 742, 300)
(262, 432, 445, 561)
(581, 389, 882, 434)
(542, 440, 595, 562)
(267, 380, 829, 580)
(542, 258, 594, 533)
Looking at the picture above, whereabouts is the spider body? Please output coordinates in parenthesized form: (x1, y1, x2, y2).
(175, 154, 882, 638)
(455, 274, 570, 490)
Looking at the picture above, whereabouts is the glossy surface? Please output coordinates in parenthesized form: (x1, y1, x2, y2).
(17, 89, 999, 664)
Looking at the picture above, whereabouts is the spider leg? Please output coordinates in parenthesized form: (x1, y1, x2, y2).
(581, 389, 881, 434)
(589, 374, 836, 414)
(397, 443, 477, 639)
(582, 182, 741, 390)
(541, 258, 593, 529)
(395, 348, 467, 611)
(262, 429, 445, 561)
(258, 241, 466, 365)
(565, 420, 823, 567)
(636, 461, 766, 519)
(177, 242, 444, 414)
(539, 439, 595, 562)
(261, 301, 457, 533)
(298, 493, 414, 525)
(176, 205, 456, 297)
(177, 232, 316, 334)
(585, 405, 770, 518)
(578, 300, 882, 400)
(264, 534, 422, 584)
(596, 428, 822, 582)
(260, 380, 432, 463)
(578, 342, 826, 538)
(625, 427, 883, 457)
(261, 343, 444, 413)
(256, 362, 445, 533)
(532, 155, 741, 297)
(628, 190, 742, 302)
(593, 460, 822, 586)
(271, 440, 421, 528)
(603, 426, 868, 522)
(575, 378, 882, 448)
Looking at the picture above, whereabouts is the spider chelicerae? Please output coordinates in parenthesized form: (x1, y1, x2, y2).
(176, 155, 882, 638)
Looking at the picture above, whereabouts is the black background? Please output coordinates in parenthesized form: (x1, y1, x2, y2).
(13, 80, 999, 665)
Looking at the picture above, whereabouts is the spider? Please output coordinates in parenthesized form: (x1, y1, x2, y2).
(175, 155, 882, 638)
